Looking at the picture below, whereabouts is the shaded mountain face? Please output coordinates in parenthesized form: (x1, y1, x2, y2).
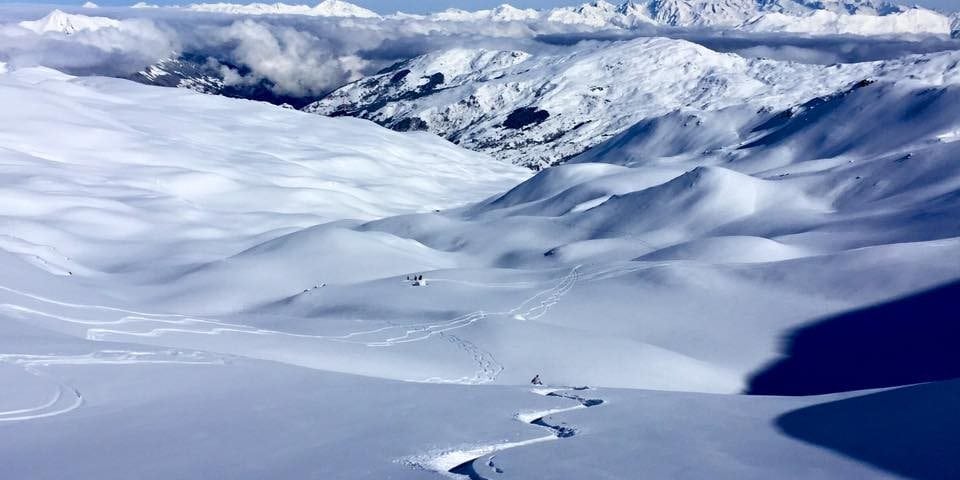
(128, 54, 317, 108)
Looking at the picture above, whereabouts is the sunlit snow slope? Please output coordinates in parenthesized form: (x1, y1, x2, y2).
(1, 55, 958, 480)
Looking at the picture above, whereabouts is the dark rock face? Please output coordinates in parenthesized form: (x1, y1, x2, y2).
(503, 107, 550, 129)
(393, 117, 428, 131)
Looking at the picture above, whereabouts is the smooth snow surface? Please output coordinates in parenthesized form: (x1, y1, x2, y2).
(0, 37, 958, 479)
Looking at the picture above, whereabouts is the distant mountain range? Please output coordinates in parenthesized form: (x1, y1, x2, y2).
(175, 0, 952, 36)
(185, 0, 380, 18)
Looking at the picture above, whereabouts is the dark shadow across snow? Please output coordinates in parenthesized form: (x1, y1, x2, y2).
(776, 380, 960, 480)
(747, 281, 960, 396)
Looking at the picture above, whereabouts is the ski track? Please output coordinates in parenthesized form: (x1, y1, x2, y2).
(409, 386, 606, 479)
(0, 350, 224, 423)
(0, 265, 591, 386)
(0, 262, 646, 390)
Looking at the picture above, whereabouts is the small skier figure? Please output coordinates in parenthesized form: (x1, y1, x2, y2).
(531, 374, 543, 386)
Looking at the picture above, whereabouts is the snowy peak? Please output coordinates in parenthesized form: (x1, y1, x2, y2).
(951, 12, 959, 38)
(309, 0, 380, 18)
(432, 4, 541, 22)
(186, 0, 380, 17)
(547, 1, 626, 27)
(18, 9, 120, 34)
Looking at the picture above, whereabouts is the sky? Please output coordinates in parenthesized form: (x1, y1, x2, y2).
(0, 0, 957, 14)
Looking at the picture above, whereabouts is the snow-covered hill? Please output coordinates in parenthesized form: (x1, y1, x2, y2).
(17, 9, 119, 34)
(186, 0, 380, 17)
(309, 37, 946, 167)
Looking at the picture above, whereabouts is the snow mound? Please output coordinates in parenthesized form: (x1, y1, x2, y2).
(572, 166, 822, 243)
(163, 226, 459, 311)
(18, 9, 120, 34)
(636, 236, 813, 263)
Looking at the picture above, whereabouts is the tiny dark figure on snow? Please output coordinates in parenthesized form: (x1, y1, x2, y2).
(531, 374, 543, 386)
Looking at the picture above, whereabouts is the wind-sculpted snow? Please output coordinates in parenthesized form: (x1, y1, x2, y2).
(0, 67, 527, 276)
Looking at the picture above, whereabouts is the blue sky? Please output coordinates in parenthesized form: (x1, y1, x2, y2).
(1, 0, 957, 13)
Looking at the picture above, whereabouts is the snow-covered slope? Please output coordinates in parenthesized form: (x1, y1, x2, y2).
(1, 41, 959, 477)
(0, 66, 525, 277)
(18, 9, 119, 34)
(951, 12, 959, 38)
(186, 0, 380, 17)
(307, 37, 901, 167)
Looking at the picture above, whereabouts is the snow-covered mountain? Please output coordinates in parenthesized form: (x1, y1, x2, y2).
(18, 9, 119, 34)
(186, 0, 381, 17)
(432, 4, 542, 22)
(147, 0, 952, 36)
(951, 12, 959, 38)
(309, 38, 937, 167)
